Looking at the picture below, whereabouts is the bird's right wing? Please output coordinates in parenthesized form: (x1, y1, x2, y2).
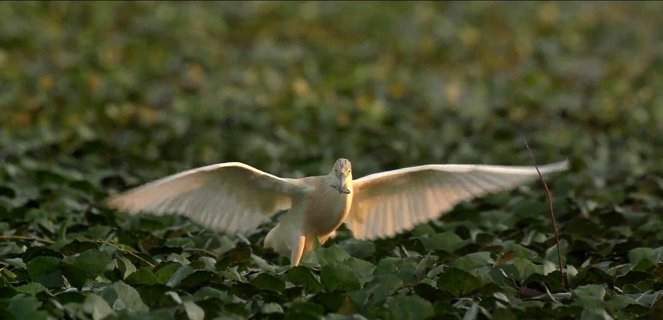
(346, 161, 568, 240)
(107, 162, 306, 234)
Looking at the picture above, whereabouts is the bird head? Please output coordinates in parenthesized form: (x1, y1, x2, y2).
(330, 158, 352, 194)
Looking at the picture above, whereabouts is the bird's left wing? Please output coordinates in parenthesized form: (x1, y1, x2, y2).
(107, 162, 306, 234)
(345, 161, 568, 240)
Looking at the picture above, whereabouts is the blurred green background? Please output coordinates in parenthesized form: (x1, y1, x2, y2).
(2, 2, 660, 178)
(0, 2, 662, 319)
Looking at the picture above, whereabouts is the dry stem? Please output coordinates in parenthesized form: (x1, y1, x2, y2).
(523, 139, 568, 289)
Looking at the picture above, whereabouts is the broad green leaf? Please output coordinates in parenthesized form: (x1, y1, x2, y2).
(192, 287, 234, 303)
(386, 295, 433, 320)
(375, 258, 418, 284)
(262, 302, 283, 314)
(219, 266, 244, 282)
(347, 257, 375, 286)
(366, 275, 403, 305)
(84, 293, 114, 320)
(462, 303, 479, 320)
(287, 266, 322, 292)
(166, 265, 194, 287)
(512, 257, 542, 281)
(580, 308, 612, 320)
(26, 256, 64, 289)
(101, 281, 149, 312)
(287, 301, 325, 317)
(59, 240, 99, 255)
(545, 240, 569, 264)
(183, 300, 205, 320)
(117, 256, 137, 279)
(452, 252, 494, 270)
(178, 270, 219, 290)
(154, 262, 182, 284)
(321, 262, 360, 291)
(126, 267, 159, 285)
(628, 247, 663, 264)
(7, 294, 49, 320)
(419, 231, 465, 252)
(15, 282, 48, 296)
(67, 249, 113, 278)
(437, 268, 481, 297)
(338, 239, 376, 258)
(509, 244, 540, 260)
(251, 273, 285, 293)
(316, 246, 351, 265)
(574, 284, 606, 311)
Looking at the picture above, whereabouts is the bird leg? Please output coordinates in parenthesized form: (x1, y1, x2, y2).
(318, 231, 336, 245)
(289, 235, 306, 266)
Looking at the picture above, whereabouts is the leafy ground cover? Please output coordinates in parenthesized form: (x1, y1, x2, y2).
(0, 2, 662, 319)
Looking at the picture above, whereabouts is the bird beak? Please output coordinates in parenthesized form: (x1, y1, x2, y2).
(334, 174, 351, 194)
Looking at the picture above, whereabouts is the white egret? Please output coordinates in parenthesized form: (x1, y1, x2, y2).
(107, 158, 568, 266)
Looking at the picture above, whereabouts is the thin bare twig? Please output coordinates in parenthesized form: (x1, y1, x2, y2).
(184, 247, 220, 259)
(0, 235, 156, 268)
(0, 235, 55, 244)
(523, 139, 568, 289)
(96, 240, 156, 268)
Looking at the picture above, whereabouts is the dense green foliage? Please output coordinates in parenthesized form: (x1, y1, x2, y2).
(1, 2, 662, 319)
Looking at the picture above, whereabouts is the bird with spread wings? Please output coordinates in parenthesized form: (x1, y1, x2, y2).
(107, 158, 568, 266)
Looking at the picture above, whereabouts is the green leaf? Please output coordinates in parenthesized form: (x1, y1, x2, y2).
(321, 262, 360, 291)
(192, 287, 234, 303)
(154, 262, 182, 284)
(251, 272, 285, 293)
(375, 258, 419, 284)
(7, 294, 49, 320)
(338, 239, 375, 258)
(386, 295, 433, 320)
(437, 268, 481, 297)
(574, 284, 606, 311)
(287, 266, 322, 292)
(316, 246, 351, 265)
(347, 257, 375, 286)
(545, 240, 569, 264)
(26, 256, 64, 289)
(419, 231, 465, 252)
(100, 281, 149, 312)
(219, 266, 244, 282)
(59, 240, 100, 255)
(183, 300, 205, 320)
(287, 301, 324, 317)
(126, 267, 159, 285)
(452, 252, 494, 270)
(166, 265, 194, 287)
(615, 270, 653, 289)
(62, 249, 112, 288)
(178, 270, 219, 290)
(462, 303, 479, 320)
(262, 302, 283, 314)
(628, 247, 663, 264)
(84, 293, 114, 320)
(511, 257, 542, 281)
(510, 244, 540, 260)
(117, 256, 137, 279)
(15, 282, 48, 296)
(366, 275, 403, 305)
(67, 249, 113, 278)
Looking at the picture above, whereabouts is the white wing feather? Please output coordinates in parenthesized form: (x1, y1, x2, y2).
(346, 161, 568, 240)
(107, 162, 304, 234)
